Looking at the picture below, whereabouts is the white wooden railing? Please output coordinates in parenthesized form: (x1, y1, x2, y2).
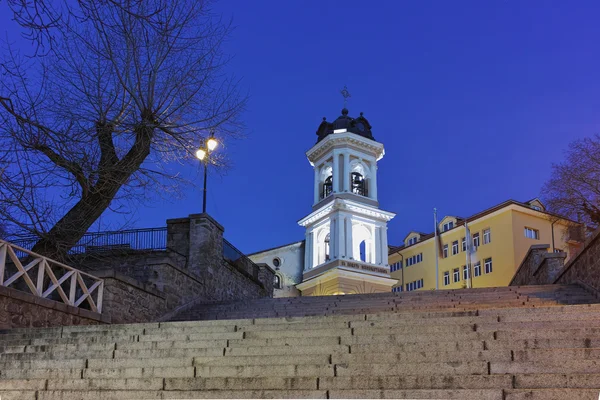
(0, 239, 104, 313)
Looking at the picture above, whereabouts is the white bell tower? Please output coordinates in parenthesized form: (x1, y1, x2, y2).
(296, 107, 397, 296)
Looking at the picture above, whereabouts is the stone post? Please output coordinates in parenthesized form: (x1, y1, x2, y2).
(166, 217, 190, 260)
(257, 264, 275, 297)
(187, 213, 224, 276)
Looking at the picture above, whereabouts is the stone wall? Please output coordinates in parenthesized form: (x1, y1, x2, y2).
(249, 241, 304, 298)
(510, 244, 567, 286)
(554, 227, 600, 291)
(70, 213, 274, 324)
(510, 227, 600, 296)
(0, 285, 108, 329)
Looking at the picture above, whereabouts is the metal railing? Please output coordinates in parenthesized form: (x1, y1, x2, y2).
(0, 239, 104, 313)
(223, 238, 260, 280)
(11, 228, 168, 257)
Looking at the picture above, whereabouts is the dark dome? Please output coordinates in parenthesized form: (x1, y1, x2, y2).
(316, 109, 374, 143)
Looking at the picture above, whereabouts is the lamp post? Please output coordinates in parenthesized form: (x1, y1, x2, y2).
(195, 130, 218, 214)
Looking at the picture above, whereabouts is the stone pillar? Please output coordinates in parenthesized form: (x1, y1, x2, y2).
(337, 214, 346, 258)
(166, 217, 191, 260)
(314, 165, 320, 204)
(257, 264, 275, 297)
(343, 152, 350, 192)
(375, 226, 382, 265)
(381, 225, 389, 266)
(370, 160, 378, 200)
(304, 230, 311, 271)
(187, 213, 224, 276)
(346, 217, 353, 260)
(332, 151, 340, 193)
(329, 216, 336, 259)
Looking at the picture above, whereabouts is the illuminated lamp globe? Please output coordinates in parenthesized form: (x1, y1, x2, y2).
(195, 148, 206, 160)
(207, 137, 218, 151)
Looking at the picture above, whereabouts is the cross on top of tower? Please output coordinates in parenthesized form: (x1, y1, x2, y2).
(340, 85, 351, 108)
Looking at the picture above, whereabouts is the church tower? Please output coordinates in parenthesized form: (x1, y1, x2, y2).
(296, 107, 398, 296)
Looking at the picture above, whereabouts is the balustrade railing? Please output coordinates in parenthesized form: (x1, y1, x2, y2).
(0, 240, 104, 313)
(11, 227, 167, 258)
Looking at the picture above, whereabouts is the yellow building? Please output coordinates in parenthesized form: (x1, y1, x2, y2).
(388, 199, 584, 292)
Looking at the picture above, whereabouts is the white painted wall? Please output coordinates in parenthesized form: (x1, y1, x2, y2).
(249, 241, 305, 298)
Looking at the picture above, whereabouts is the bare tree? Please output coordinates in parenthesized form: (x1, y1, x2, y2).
(0, 0, 246, 261)
(542, 135, 600, 227)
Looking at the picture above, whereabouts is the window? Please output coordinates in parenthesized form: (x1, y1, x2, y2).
(484, 258, 493, 274)
(408, 236, 418, 246)
(392, 286, 403, 293)
(474, 262, 481, 277)
(443, 221, 454, 232)
(405, 253, 423, 267)
(483, 229, 491, 245)
(452, 241, 459, 255)
(472, 233, 480, 248)
(462, 237, 466, 252)
(325, 234, 331, 261)
(390, 261, 403, 272)
(554, 248, 563, 253)
(273, 274, 282, 289)
(443, 244, 448, 258)
(406, 279, 424, 292)
(453, 268, 460, 283)
(272, 258, 281, 268)
(351, 172, 367, 196)
(323, 176, 333, 198)
(444, 271, 450, 286)
(531, 205, 541, 211)
(463, 265, 470, 280)
(524, 227, 539, 240)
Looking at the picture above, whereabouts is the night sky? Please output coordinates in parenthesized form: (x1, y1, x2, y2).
(2, 1, 600, 253)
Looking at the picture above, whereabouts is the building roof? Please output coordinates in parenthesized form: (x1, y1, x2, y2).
(316, 108, 375, 143)
(247, 240, 305, 257)
(389, 199, 581, 255)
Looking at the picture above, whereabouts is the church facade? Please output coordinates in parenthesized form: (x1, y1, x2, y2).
(249, 108, 397, 297)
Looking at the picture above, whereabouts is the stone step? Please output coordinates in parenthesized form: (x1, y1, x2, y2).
(504, 389, 600, 400)
(496, 328, 600, 341)
(491, 360, 600, 374)
(485, 339, 600, 351)
(5, 390, 327, 400)
(350, 341, 485, 353)
(335, 361, 489, 376)
(341, 331, 493, 344)
(327, 389, 503, 399)
(318, 375, 512, 390)
(331, 349, 511, 364)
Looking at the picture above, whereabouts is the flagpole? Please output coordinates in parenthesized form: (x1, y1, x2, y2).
(465, 219, 471, 289)
(434, 208, 439, 290)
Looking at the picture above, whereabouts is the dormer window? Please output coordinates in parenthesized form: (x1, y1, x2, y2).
(322, 176, 333, 199)
(407, 236, 418, 246)
(443, 221, 454, 232)
(531, 205, 541, 211)
(351, 172, 367, 196)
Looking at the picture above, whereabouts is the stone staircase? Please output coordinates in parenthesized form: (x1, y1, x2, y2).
(0, 284, 600, 399)
(170, 284, 596, 321)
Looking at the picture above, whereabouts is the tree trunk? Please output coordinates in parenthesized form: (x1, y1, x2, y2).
(30, 123, 152, 262)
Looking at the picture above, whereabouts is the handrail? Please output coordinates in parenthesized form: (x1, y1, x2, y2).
(223, 238, 261, 280)
(0, 239, 104, 313)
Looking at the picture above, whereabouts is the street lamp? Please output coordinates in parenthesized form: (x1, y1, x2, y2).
(195, 130, 218, 214)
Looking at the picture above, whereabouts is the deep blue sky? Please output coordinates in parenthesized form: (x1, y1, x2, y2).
(2, 1, 600, 253)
